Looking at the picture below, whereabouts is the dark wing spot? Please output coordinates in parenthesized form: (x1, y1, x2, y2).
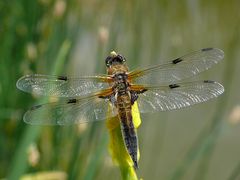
(30, 104, 42, 110)
(139, 89, 147, 93)
(202, 48, 213, 52)
(67, 99, 77, 104)
(203, 80, 215, 83)
(98, 95, 110, 99)
(169, 84, 180, 89)
(57, 76, 68, 81)
(172, 58, 183, 64)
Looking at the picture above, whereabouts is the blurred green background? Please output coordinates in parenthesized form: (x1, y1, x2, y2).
(0, 0, 240, 179)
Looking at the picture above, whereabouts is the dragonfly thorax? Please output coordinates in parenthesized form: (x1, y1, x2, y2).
(114, 73, 128, 82)
(113, 73, 129, 95)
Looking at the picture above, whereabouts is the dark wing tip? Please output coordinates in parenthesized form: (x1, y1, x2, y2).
(57, 75, 68, 81)
(202, 48, 224, 59)
(172, 57, 183, 64)
(67, 99, 77, 104)
(203, 80, 225, 95)
(202, 47, 214, 51)
(169, 84, 180, 89)
(203, 80, 215, 83)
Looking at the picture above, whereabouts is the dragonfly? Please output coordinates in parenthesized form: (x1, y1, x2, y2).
(16, 47, 224, 169)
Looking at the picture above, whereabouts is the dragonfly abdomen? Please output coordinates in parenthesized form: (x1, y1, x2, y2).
(120, 119, 138, 169)
(117, 94, 139, 169)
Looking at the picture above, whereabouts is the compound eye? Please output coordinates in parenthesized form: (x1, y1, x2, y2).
(105, 56, 112, 67)
(117, 54, 126, 62)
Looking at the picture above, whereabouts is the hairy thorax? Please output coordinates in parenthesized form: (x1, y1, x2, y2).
(107, 64, 132, 110)
(107, 64, 129, 75)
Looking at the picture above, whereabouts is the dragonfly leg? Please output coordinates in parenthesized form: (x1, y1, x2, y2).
(130, 88, 148, 104)
(130, 91, 138, 105)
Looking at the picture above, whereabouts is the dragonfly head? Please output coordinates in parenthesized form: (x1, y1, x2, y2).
(105, 51, 126, 67)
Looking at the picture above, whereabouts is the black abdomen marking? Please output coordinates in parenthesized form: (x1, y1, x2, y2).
(120, 119, 139, 169)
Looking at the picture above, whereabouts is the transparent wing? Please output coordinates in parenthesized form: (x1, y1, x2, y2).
(134, 80, 224, 113)
(16, 74, 112, 97)
(23, 96, 118, 125)
(128, 48, 224, 84)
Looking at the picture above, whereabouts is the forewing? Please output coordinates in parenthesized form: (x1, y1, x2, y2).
(133, 80, 224, 113)
(23, 96, 118, 125)
(128, 48, 224, 84)
(16, 74, 112, 97)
